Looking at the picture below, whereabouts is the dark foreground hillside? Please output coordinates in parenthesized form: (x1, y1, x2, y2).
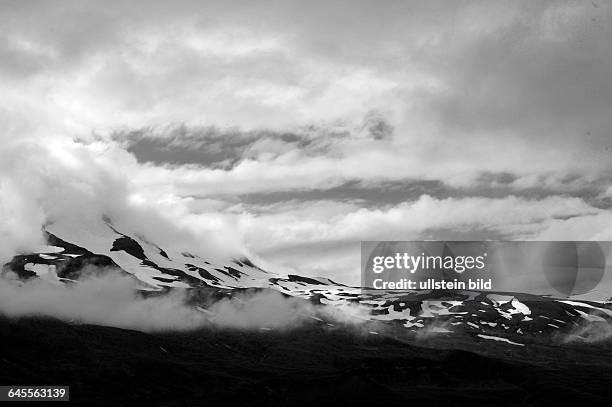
(0, 316, 611, 406)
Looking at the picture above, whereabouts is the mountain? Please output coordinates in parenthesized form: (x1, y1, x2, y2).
(2, 216, 612, 405)
(3, 215, 612, 348)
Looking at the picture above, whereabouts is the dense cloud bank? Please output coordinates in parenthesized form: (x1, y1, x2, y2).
(0, 270, 368, 332)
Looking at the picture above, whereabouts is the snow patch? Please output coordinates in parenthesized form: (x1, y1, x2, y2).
(477, 334, 524, 347)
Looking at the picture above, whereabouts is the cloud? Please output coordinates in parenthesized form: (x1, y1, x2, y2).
(203, 290, 311, 329)
(563, 321, 612, 343)
(0, 270, 208, 332)
(533, 212, 612, 240)
(0, 269, 369, 331)
(0, 130, 245, 264)
(242, 195, 602, 250)
(0, 177, 46, 262)
(1, 0, 612, 289)
(114, 123, 352, 167)
(3, 1, 612, 183)
(238, 195, 608, 284)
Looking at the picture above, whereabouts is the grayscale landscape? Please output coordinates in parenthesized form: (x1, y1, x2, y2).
(1, 1, 611, 405)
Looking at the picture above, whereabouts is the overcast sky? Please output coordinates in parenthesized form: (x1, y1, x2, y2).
(1, 0, 612, 286)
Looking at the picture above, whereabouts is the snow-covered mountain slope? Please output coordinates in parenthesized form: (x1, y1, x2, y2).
(4, 215, 345, 294)
(7, 216, 279, 288)
(3, 216, 612, 345)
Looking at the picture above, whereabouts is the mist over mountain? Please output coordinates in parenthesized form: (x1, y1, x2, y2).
(2, 214, 611, 346)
